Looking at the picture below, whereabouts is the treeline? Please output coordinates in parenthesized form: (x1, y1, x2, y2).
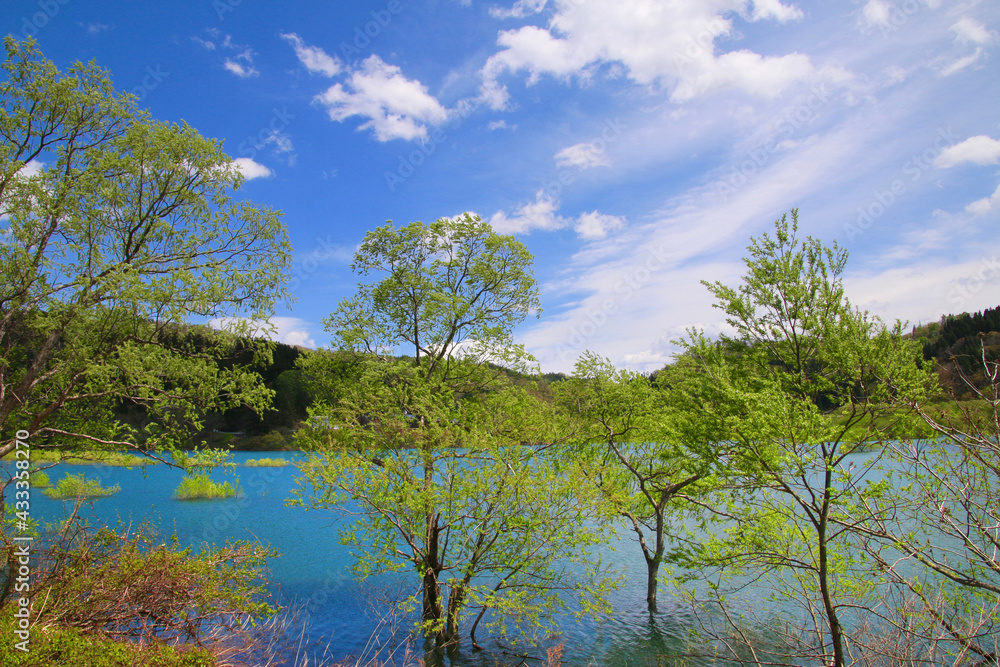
(916, 305, 1000, 395)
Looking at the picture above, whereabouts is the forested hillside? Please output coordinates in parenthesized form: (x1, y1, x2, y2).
(914, 305, 1000, 396)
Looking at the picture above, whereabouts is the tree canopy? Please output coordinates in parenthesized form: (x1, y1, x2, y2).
(294, 215, 613, 659)
(0, 37, 291, 460)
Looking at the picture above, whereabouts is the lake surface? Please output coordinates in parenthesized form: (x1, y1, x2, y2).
(9, 451, 709, 666)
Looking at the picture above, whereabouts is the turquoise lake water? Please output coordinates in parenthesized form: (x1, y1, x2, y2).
(8, 451, 710, 666)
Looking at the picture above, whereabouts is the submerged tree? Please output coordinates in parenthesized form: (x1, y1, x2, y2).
(293, 214, 613, 658)
(676, 211, 928, 667)
(555, 351, 724, 613)
(845, 337, 1000, 664)
(0, 37, 291, 463)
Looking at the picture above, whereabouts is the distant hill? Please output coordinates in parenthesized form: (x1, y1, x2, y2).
(910, 305, 1000, 396)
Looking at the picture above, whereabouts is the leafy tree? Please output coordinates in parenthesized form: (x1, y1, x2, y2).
(555, 351, 724, 612)
(844, 338, 1000, 663)
(293, 214, 613, 658)
(676, 211, 927, 667)
(0, 37, 291, 462)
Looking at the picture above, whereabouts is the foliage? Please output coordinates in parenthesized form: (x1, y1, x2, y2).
(554, 351, 724, 611)
(296, 365, 614, 652)
(15, 518, 276, 662)
(174, 472, 241, 500)
(244, 457, 289, 467)
(27, 449, 155, 467)
(921, 305, 1000, 361)
(0, 36, 291, 466)
(326, 213, 539, 378)
(175, 448, 237, 473)
(238, 429, 295, 451)
(674, 211, 930, 667)
(843, 338, 1000, 663)
(295, 214, 613, 656)
(42, 473, 120, 499)
(28, 469, 50, 488)
(0, 605, 215, 667)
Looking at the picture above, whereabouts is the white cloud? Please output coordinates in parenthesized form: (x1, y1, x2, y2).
(258, 130, 294, 156)
(198, 34, 259, 78)
(490, 190, 566, 234)
(490, 191, 626, 239)
(935, 135, 1000, 168)
(210, 317, 317, 348)
(192, 36, 215, 50)
(966, 183, 1000, 217)
(938, 48, 984, 77)
(480, 0, 825, 109)
(749, 0, 803, 23)
(491, 0, 549, 19)
(574, 211, 626, 239)
(224, 58, 259, 78)
(281, 33, 342, 77)
(951, 17, 996, 45)
(0, 159, 45, 223)
(555, 141, 610, 168)
(860, 0, 891, 28)
(232, 158, 273, 180)
(315, 55, 448, 142)
(487, 119, 513, 131)
(517, 102, 903, 372)
(845, 256, 1000, 328)
(18, 159, 44, 177)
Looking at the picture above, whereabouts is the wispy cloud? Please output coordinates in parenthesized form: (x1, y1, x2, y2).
(224, 56, 259, 79)
(210, 317, 317, 348)
(555, 141, 611, 169)
(192, 30, 260, 78)
(966, 183, 1000, 217)
(281, 33, 342, 77)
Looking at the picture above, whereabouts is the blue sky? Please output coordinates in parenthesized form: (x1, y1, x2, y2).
(5, 0, 999, 372)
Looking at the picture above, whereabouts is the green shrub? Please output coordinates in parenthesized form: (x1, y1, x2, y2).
(30, 450, 154, 467)
(0, 609, 215, 666)
(42, 474, 119, 499)
(244, 457, 289, 467)
(29, 470, 50, 488)
(238, 429, 293, 450)
(0, 519, 276, 666)
(174, 473, 240, 500)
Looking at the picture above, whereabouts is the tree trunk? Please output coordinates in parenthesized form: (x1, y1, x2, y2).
(818, 474, 846, 667)
(646, 555, 660, 611)
(444, 584, 466, 654)
(647, 498, 668, 612)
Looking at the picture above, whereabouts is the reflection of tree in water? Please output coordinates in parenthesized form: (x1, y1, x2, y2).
(593, 600, 703, 667)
